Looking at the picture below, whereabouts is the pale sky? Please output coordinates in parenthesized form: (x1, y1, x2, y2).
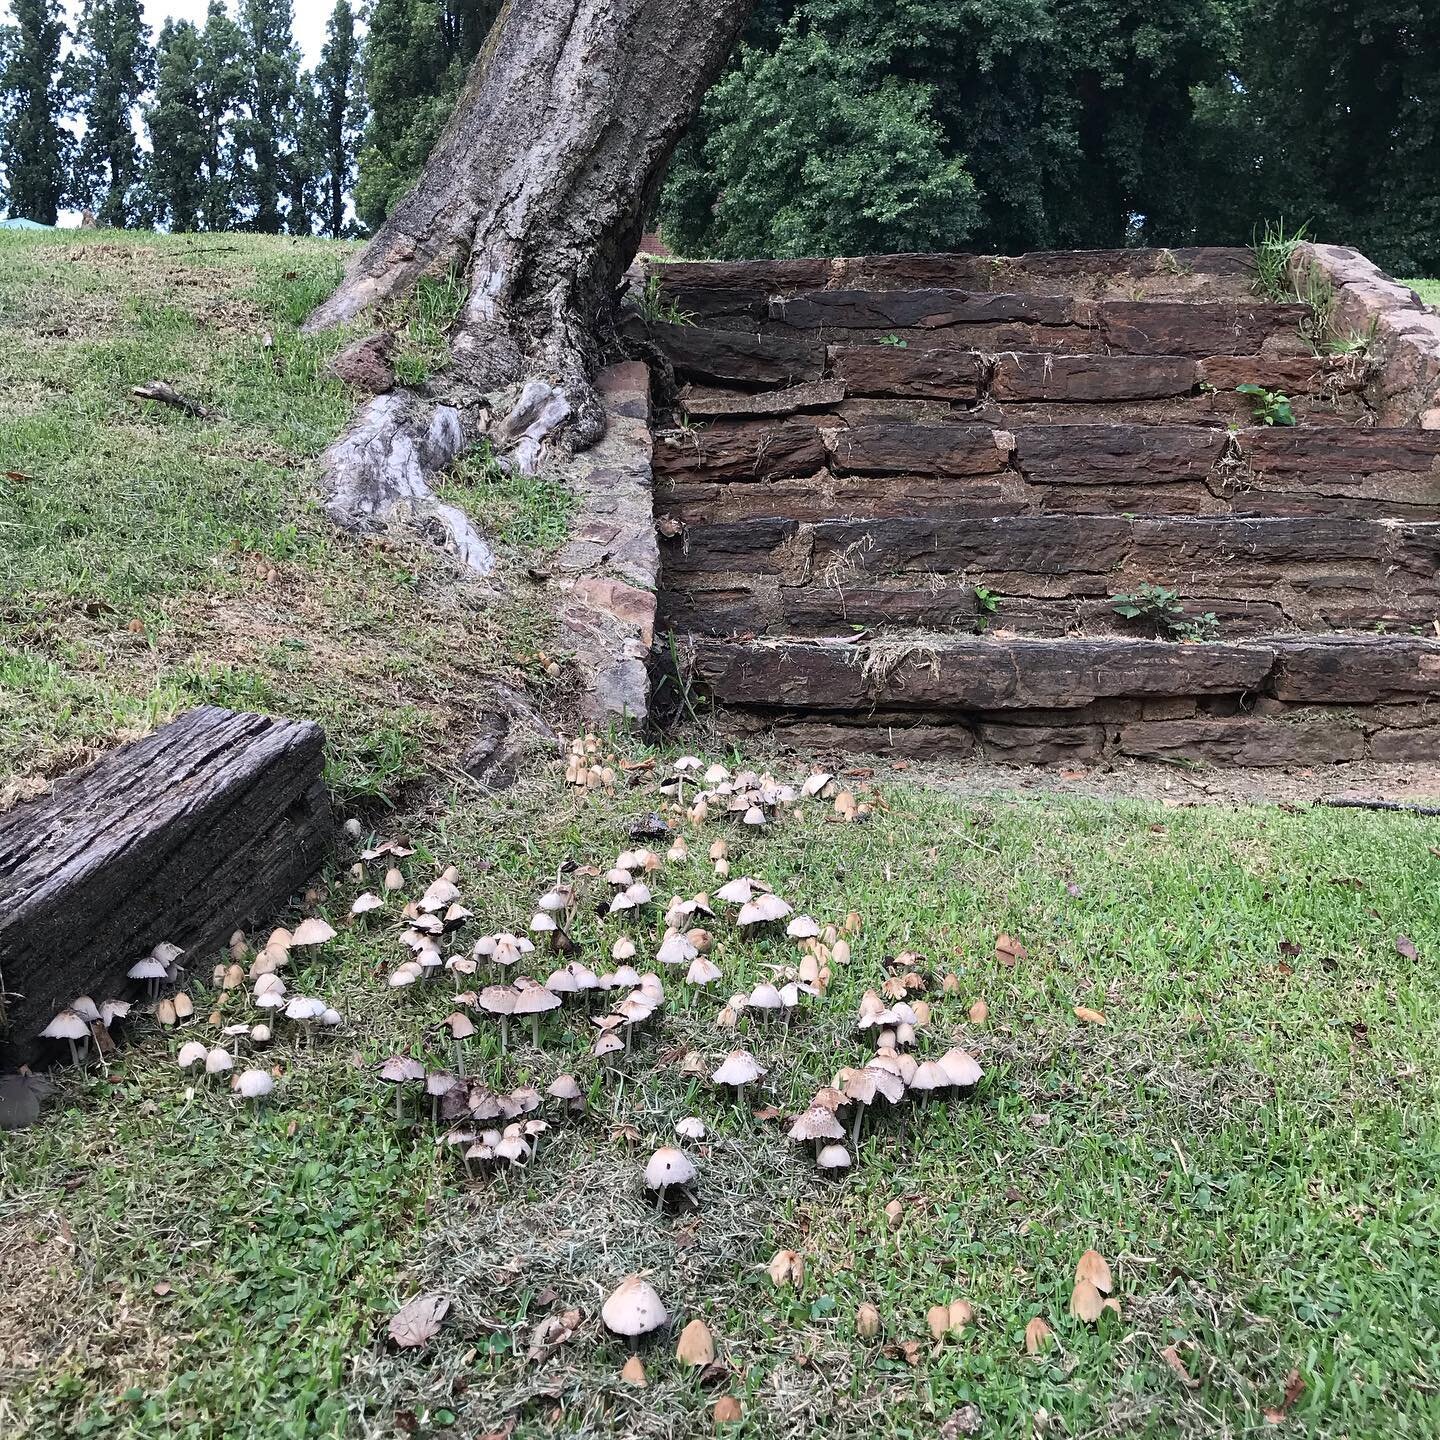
(0, 3, 332, 68)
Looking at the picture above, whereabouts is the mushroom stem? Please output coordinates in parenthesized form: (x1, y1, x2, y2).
(851, 1106, 865, 1147)
(500, 1018, 509, 1055)
(394, 1087, 404, 1121)
(529, 1014, 541, 1048)
(66, 1036, 80, 1067)
(431, 1094, 440, 1126)
(454, 1038, 466, 1077)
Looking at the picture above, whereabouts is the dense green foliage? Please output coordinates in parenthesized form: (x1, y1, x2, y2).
(69, 0, 152, 226)
(0, 0, 69, 224)
(663, 0, 1440, 273)
(354, 0, 501, 230)
(0, 0, 1435, 271)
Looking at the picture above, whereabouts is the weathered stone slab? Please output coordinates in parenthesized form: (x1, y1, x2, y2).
(654, 420, 828, 483)
(661, 518, 799, 574)
(685, 637, 1277, 711)
(0, 707, 332, 1067)
(648, 322, 825, 385)
(829, 345, 986, 399)
(1013, 424, 1226, 483)
(1235, 430, 1440, 496)
(1198, 354, 1366, 393)
(992, 354, 1199, 402)
(829, 423, 1011, 478)
(1118, 715, 1369, 766)
(1268, 636, 1440, 703)
(681, 379, 846, 418)
(768, 289, 1080, 330)
(809, 516, 1133, 577)
(1100, 300, 1310, 356)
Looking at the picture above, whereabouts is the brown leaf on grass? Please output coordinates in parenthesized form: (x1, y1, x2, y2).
(1024, 1316, 1053, 1354)
(1160, 1343, 1199, 1388)
(1263, 1368, 1305, 1423)
(940, 1404, 983, 1437)
(996, 934, 1027, 967)
(713, 1395, 743, 1424)
(1277, 939, 1302, 958)
(1074, 1006, 1107, 1025)
(969, 998, 989, 1024)
(388, 1292, 450, 1349)
(527, 1309, 582, 1362)
(1396, 934, 1419, 959)
(1068, 1280, 1104, 1323)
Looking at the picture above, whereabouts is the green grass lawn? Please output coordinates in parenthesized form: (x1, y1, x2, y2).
(0, 230, 561, 809)
(1401, 278, 1440, 306)
(5, 754, 1439, 1439)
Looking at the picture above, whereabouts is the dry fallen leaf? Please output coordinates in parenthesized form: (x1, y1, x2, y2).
(996, 934, 1027, 967)
(1396, 934, 1419, 960)
(1263, 1367, 1305, 1423)
(1160, 1343, 1199, 1388)
(527, 1308, 582, 1362)
(1024, 1316, 1053, 1354)
(1069, 1280, 1104, 1324)
(767, 1249, 804, 1287)
(388, 1292, 450, 1350)
(1074, 1006, 1108, 1025)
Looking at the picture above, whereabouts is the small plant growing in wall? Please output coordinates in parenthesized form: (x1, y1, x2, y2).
(973, 585, 999, 630)
(1111, 583, 1219, 642)
(638, 274, 695, 326)
(878, 333, 909, 348)
(1235, 383, 1296, 426)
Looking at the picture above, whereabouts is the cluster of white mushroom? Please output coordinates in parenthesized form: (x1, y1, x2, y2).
(40, 995, 132, 1066)
(381, 866, 474, 990)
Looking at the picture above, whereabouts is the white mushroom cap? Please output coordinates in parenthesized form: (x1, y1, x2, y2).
(478, 984, 519, 1016)
(715, 877, 754, 905)
(99, 999, 131, 1026)
(789, 1106, 846, 1144)
(378, 1056, 426, 1083)
(547, 1074, 582, 1101)
(290, 918, 337, 947)
(320, 1008, 343, 1028)
(514, 986, 562, 1017)
(530, 913, 557, 934)
(676, 1116, 706, 1141)
(70, 996, 101, 1023)
(284, 996, 327, 1022)
(351, 892, 384, 916)
(254, 972, 285, 998)
(816, 1143, 852, 1171)
(419, 879, 462, 913)
(127, 956, 168, 981)
(601, 1275, 669, 1337)
(786, 915, 821, 939)
(939, 1047, 983, 1087)
(594, 1032, 625, 1058)
(712, 1050, 765, 1087)
(42, 1009, 90, 1041)
(250, 1024, 272, 1044)
(644, 1146, 697, 1189)
(656, 930, 698, 966)
(909, 1060, 952, 1094)
(235, 1069, 274, 1099)
(537, 886, 573, 912)
(177, 1040, 208, 1070)
(748, 983, 784, 1011)
(738, 893, 792, 927)
(205, 1047, 234, 1076)
(151, 941, 185, 968)
(389, 962, 422, 989)
(686, 956, 722, 986)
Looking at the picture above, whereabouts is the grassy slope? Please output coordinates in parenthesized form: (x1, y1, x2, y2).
(4, 757, 1440, 1440)
(0, 230, 564, 809)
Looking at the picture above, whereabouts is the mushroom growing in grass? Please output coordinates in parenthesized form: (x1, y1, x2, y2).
(816, 1143, 851, 1176)
(378, 1056, 426, 1119)
(909, 1060, 952, 1107)
(601, 1275, 668, 1347)
(478, 985, 519, 1053)
(676, 1116, 706, 1141)
(687, 955, 722, 987)
(738, 892, 793, 929)
(644, 1146, 697, 1210)
(177, 1039, 208, 1072)
(514, 982, 562, 1046)
(284, 995, 327, 1045)
(475, 932, 534, 969)
(205, 1047, 234, 1081)
(656, 929, 698, 967)
(290, 917, 337, 948)
(127, 954, 169, 999)
(234, 1069, 274, 1104)
(712, 1050, 766, 1107)
(426, 1072, 459, 1125)
(594, 1031, 625, 1066)
(789, 1106, 846, 1161)
(547, 1073, 585, 1115)
(747, 983, 784, 1027)
(938, 1047, 983, 1090)
(351, 892, 384, 918)
(42, 1009, 91, 1066)
(441, 1012, 476, 1074)
(787, 915, 820, 941)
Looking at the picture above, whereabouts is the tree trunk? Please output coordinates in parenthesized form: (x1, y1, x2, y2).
(306, 0, 753, 571)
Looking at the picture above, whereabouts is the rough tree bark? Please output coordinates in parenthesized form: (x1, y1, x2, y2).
(305, 0, 754, 572)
